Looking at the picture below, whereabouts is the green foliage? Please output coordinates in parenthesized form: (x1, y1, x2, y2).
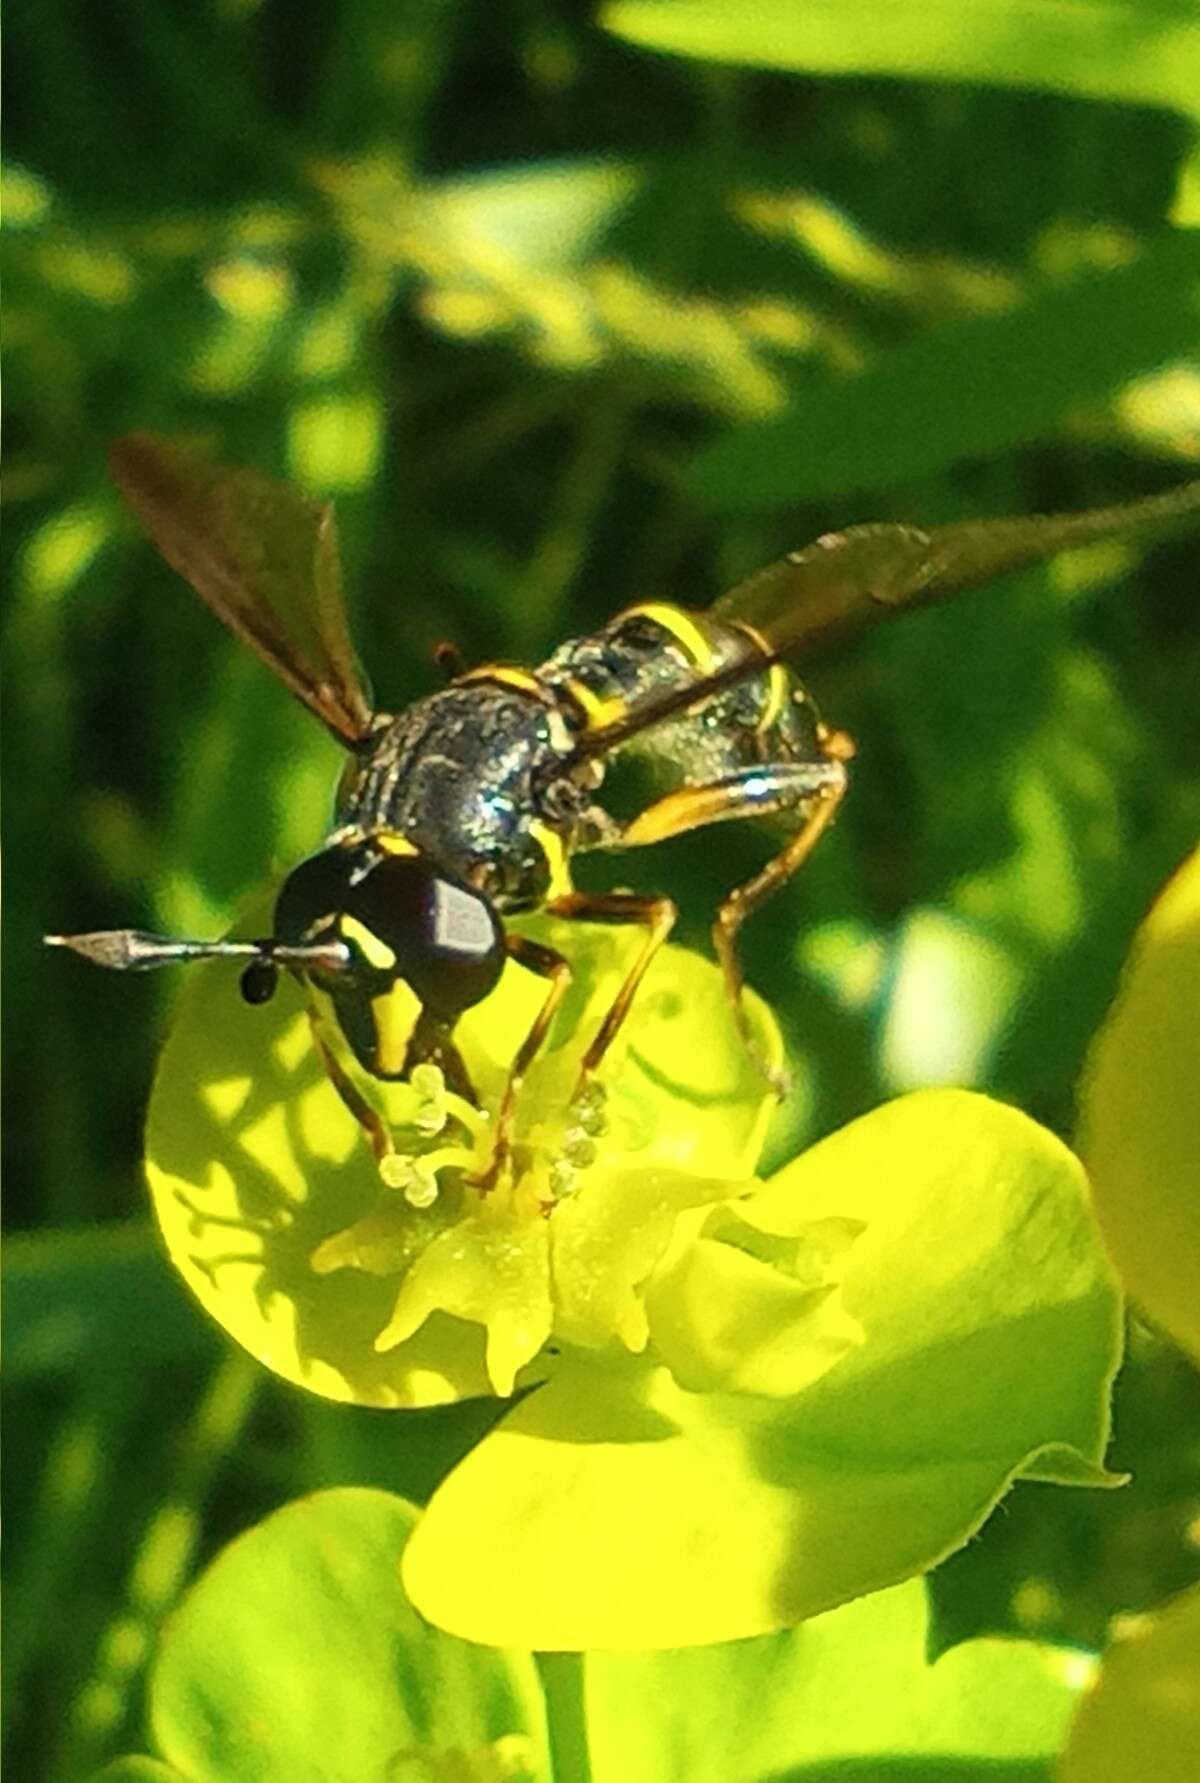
(5, 1, 1200, 1779)
(686, 230, 1200, 507)
(604, 0, 1200, 116)
(94, 1496, 1088, 1782)
(109, 1491, 549, 1783)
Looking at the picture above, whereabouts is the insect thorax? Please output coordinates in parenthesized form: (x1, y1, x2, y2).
(332, 683, 587, 907)
(331, 603, 826, 908)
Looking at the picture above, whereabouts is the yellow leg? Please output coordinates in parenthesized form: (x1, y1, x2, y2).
(305, 1005, 397, 1168)
(543, 890, 678, 1092)
(470, 934, 572, 1193)
(712, 780, 847, 1092)
(603, 751, 851, 1094)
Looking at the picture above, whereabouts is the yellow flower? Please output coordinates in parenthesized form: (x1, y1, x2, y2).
(148, 909, 858, 1405)
(147, 899, 1122, 1649)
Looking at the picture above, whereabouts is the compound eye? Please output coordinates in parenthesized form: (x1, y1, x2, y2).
(273, 846, 364, 950)
(345, 856, 505, 1018)
(240, 959, 279, 1005)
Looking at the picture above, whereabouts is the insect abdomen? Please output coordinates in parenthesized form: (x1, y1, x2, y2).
(542, 603, 823, 781)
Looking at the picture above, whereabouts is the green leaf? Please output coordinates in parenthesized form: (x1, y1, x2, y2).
(603, 0, 1200, 118)
(1061, 1582, 1200, 1783)
(686, 230, 1200, 508)
(1079, 844, 1200, 1363)
(320, 154, 803, 418)
(587, 1578, 1086, 1782)
(402, 1091, 1123, 1649)
(410, 158, 644, 270)
(146, 1490, 549, 1783)
(3, 1223, 216, 1380)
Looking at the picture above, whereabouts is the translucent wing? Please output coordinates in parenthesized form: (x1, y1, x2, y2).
(576, 479, 1200, 756)
(108, 433, 375, 746)
(712, 479, 1200, 658)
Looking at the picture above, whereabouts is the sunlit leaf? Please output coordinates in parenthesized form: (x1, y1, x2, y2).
(604, 0, 1200, 117)
(1080, 844, 1200, 1362)
(319, 155, 814, 415)
(880, 908, 1027, 1090)
(147, 1491, 549, 1783)
(409, 158, 644, 269)
(687, 230, 1200, 506)
(587, 1578, 1087, 1782)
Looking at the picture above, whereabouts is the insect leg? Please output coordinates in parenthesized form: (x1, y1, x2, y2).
(471, 934, 573, 1192)
(616, 757, 845, 849)
(410, 1010, 478, 1105)
(712, 769, 847, 1093)
(542, 891, 678, 1089)
(607, 756, 849, 1093)
(304, 1003, 398, 1168)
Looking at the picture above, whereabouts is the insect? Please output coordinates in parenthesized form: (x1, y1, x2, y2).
(49, 436, 1200, 1187)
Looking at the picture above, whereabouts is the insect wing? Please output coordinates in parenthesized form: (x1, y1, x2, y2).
(711, 479, 1200, 659)
(573, 478, 1200, 759)
(108, 433, 375, 745)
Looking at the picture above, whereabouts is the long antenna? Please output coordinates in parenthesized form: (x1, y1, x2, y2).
(44, 930, 350, 973)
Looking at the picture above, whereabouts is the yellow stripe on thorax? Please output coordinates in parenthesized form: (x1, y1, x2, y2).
(458, 664, 549, 700)
(528, 818, 574, 897)
(618, 601, 717, 669)
(560, 676, 628, 732)
(371, 831, 419, 859)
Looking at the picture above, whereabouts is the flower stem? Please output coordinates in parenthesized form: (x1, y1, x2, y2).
(536, 1651, 592, 1783)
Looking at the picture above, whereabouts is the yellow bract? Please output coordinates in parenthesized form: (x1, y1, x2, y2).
(401, 1090, 1122, 1650)
(1080, 845, 1200, 1362)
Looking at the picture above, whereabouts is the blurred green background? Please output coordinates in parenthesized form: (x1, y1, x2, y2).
(4, 2, 1200, 1776)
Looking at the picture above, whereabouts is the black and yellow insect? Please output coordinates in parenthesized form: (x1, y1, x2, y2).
(49, 436, 1200, 1184)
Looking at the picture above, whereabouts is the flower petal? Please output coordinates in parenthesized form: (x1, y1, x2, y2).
(644, 1203, 864, 1395)
(549, 1165, 757, 1353)
(375, 1202, 553, 1398)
